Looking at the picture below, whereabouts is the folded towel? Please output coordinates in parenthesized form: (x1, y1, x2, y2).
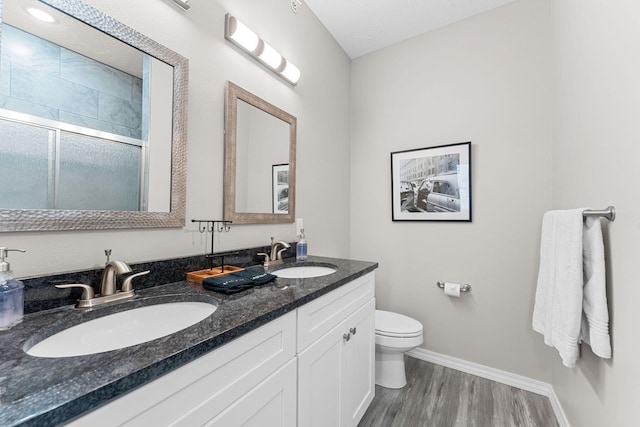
(532, 209, 584, 368)
(231, 267, 277, 285)
(579, 216, 611, 359)
(202, 275, 254, 294)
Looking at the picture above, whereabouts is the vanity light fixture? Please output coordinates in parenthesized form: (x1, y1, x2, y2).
(172, 0, 190, 10)
(224, 14, 301, 86)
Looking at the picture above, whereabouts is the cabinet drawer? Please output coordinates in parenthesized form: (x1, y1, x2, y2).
(69, 310, 296, 426)
(297, 272, 374, 352)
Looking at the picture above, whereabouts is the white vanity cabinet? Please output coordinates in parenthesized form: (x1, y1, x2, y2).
(67, 272, 375, 427)
(68, 311, 297, 427)
(297, 272, 376, 427)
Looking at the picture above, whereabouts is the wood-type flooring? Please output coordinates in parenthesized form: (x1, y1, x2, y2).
(358, 356, 559, 427)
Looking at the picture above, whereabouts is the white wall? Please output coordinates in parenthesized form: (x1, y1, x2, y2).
(350, 0, 554, 381)
(351, 0, 640, 423)
(551, 0, 640, 425)
(3, 0, 352, 277)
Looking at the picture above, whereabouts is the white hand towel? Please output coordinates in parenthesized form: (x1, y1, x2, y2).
(579, 216, 611, 359)
(532, 209, 584, 368)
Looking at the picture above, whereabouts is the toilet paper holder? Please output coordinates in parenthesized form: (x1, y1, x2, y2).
(436, 281, 472, 293)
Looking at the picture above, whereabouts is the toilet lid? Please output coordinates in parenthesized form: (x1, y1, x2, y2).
(375, 310, 423, 338)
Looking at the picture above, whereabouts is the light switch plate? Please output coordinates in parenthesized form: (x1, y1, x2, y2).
(296, 218, 304, 236)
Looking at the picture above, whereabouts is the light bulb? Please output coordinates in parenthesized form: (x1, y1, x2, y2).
(280, 60, 301, 85)
(227, 16, 259, 52)
(258, 41, 283, 70)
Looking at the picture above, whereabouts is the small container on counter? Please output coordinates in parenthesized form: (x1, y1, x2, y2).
(0, 247, 26, 330)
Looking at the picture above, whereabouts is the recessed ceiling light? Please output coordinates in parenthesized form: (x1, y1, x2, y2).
(26, 7, 55, 23)
(173, 0, 190, 10)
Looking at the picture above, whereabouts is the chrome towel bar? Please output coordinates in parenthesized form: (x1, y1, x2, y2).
(583, 206, 615, 221)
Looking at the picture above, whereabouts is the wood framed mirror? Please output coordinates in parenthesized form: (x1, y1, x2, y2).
(224, 81, 296, 224)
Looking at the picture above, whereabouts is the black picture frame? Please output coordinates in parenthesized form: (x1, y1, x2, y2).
(391, 141, 472, 222)
(272, 164, 289, 214)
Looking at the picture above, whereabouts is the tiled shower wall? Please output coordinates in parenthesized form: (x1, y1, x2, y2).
(0, 25, 143, 139)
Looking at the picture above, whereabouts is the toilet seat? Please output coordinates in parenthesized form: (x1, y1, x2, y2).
(375, 310, 423, 338)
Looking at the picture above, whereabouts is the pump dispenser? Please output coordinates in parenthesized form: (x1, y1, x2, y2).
(0, 247, 26, 330)
(296, 229, 308, 261)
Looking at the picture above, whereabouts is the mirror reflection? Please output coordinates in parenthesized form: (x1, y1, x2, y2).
(235, 99, 290, 214)
(0, 0, 188, 231)
(0, 0, 172, 212)
(224, 81, 296, 224)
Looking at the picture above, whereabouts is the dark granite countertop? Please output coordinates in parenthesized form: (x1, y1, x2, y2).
(0, 256, 377, 426)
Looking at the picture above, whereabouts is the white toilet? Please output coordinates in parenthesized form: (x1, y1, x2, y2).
(375, 310, 424, 389)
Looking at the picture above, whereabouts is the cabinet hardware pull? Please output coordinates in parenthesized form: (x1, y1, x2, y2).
(343, 333, 351, 342)
(350, 327, 357, 335)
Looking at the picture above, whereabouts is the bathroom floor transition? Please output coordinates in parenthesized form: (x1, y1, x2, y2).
(359, 356, 559, 427)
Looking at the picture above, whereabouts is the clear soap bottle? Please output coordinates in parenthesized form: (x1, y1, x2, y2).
(296, 229, 308, 261)
(0, 247, 26, 331)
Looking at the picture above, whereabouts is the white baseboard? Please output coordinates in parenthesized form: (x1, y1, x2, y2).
(406, 348, 570, 427)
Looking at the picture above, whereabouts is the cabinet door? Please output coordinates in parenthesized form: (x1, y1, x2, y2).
(297, 319, 346, 427)
(298, 299, 375, 427)
(207, 358, 297, 427)
(341, 299, 375, 427)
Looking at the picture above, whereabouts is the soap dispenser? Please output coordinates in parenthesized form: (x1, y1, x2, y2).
(0, 247, 26, 330)
(296, 229, 308, 261)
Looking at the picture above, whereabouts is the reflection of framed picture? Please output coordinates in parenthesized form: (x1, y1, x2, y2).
(391, 141, 471, 222)
(272, 164, 289, 214)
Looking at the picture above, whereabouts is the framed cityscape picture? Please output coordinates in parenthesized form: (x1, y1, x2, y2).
(272, 164, 289, 214)
(391, 141, 472, 222)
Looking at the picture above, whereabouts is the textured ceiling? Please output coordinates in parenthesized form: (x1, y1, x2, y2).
(304, 0, 518, 59)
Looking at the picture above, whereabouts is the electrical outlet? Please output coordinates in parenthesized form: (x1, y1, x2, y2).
(296, 218, 304, 236)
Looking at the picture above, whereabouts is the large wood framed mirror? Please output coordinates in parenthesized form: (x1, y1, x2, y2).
(224, 81, 296, 224)
(0, 0, 188, 231)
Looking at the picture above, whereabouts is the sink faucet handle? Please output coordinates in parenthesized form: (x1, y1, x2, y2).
(121, 270, 150, 292)
(276, 247, 289, 261)
(55, 283, 95, 301)
(257, 252, 270, 267)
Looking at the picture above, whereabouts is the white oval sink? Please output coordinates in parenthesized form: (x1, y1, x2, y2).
(273, 265, 337, 278)
(26, 302, 217, 358)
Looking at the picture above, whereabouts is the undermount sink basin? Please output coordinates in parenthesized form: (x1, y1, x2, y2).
(26, 302, 217, 358)
(273, 265, 337, 278)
